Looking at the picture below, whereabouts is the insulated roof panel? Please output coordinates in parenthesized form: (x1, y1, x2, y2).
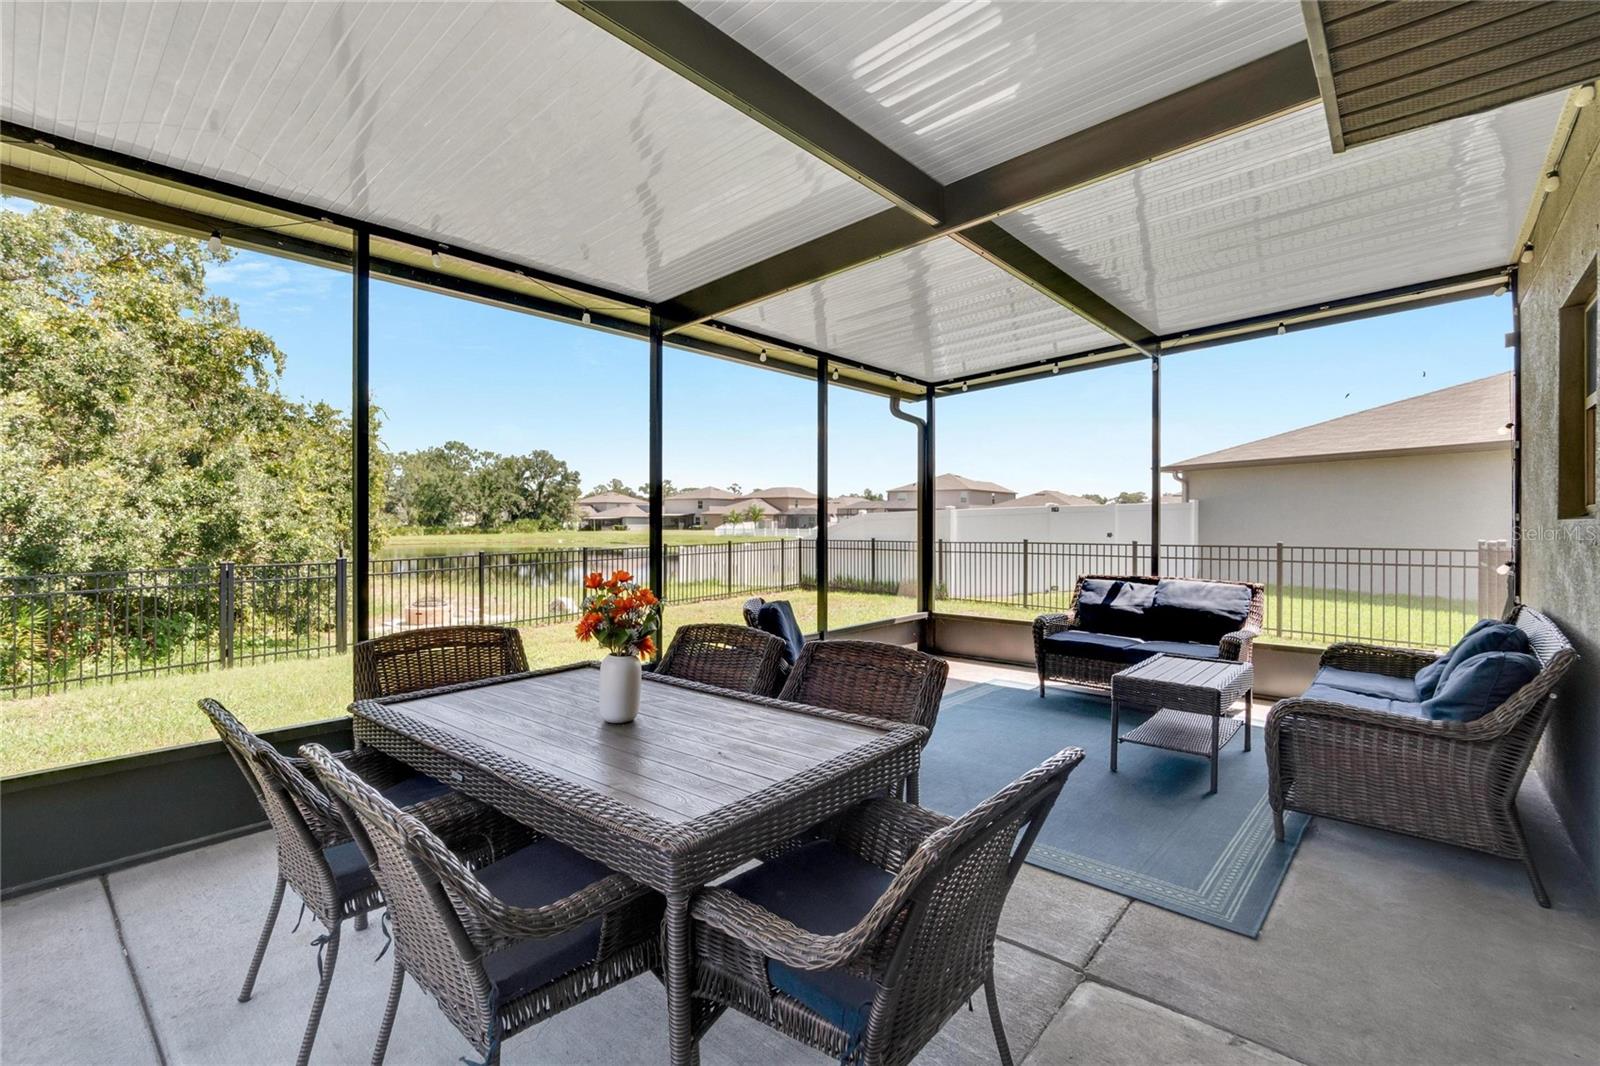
(688, 0, 1307, 183)
(723, 238, 1121, 381)
(0, 0, 890, 302)
(998, 93, 1564, 336)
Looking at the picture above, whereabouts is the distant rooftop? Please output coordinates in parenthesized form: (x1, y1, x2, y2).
(888, 474, 1015, 494)
(997, 490, 1099, 508)
(579, 491, 644, 505)
(668, 487, 737, 500)
(1165, 373, 1514, 472)
(754, 486, 817, 499)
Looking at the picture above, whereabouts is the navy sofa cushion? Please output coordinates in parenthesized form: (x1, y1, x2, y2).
(1313, 667, 1420, 703)
(478, 837, 614, 1001)
(1129, 640, 1225, 662)
(323, 840, 376, 897)
(1422, 651, 1540, 723)
(756, 601, 806, 666)
(1148, 580, 1253, 644)
(719, 839, 892, 1045)
(1075, 579, 1156, 637)
(378, 772, 450, 809)
(1043, 630, 1146, 660)
(1414, 621, 1532, 699)
(1301, 683, 1426, 719)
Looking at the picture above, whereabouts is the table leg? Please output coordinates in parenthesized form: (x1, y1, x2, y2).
(1244, 689, 1252, 752)
(1209, 713, 1220, 796)
(1109, 696, 1119, 773)
(665, 890, 698, 1066)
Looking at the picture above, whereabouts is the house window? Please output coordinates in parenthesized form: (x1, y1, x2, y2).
(1557, 262, 1598, 517)
(959, 492, 968, 504)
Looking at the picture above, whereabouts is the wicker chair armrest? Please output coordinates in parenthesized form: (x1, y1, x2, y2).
(692, 886, 883, 973)
(1218, 622, 1261, 660)
(824, 798, 954, 874)
(1032, 612, 1075, 638)
(1317, 642, 1439, 678)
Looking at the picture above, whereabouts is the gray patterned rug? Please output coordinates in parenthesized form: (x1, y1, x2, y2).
(922, 681, 1310, 937)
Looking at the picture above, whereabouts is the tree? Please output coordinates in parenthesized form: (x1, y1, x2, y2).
(637, 478, 677, 498)
(728, 505, 766, 525)
(726, 482, 743, 495)
(1079, 493, 1108, 505)
(0, 204, 378, 573)
(1114, 491, 1148, 504)
(587, 478, 637, 497)
(858, 488, 885, 501)
(494, 449, 582, 529)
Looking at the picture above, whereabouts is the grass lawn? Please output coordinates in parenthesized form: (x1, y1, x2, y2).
(1, 590, 918, 777)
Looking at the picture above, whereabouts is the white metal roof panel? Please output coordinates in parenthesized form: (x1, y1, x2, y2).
(998, 93, 1565, 336)
(688, 0, 1306, 183)
(724, 238, 1120, 381)
(0, 0, 889, 302)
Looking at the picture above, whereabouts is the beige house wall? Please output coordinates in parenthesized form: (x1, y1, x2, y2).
(1180, 448, 1513, 549)
(1517, 94, 1600, 882)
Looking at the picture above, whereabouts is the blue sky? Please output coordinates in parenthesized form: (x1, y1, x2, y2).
(8, 198, 1512, 497)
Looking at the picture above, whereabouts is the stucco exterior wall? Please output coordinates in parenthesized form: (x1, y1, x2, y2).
(1518, 96, 1600, 882)
(1181, 449, 1513, 549)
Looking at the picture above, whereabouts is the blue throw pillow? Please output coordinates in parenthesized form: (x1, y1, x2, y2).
(756, 601, 805, 666)
(1148, 579, 1253, 644)
(1423, 651, 1540, 723)
(1416, 621, 1533, 699)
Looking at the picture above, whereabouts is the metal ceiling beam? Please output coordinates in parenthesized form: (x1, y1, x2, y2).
(952, 223, 1157, 354)
(659, 42, 1320, 332)
(559, 0, 944, 225)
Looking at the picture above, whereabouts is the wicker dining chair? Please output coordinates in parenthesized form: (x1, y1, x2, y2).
(656, 623, 788, 696)
(200, 700, 515, 1066)
(354, 624, 529, 701)
(300, 743, 663, 1066)
(688, 747, 1084, 1066)
(778, 640, 950, 803)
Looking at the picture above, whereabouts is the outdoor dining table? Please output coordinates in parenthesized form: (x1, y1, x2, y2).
(348, 660, 927, 1066)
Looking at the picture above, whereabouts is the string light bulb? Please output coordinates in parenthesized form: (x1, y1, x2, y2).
(1276, 323, 1287, 335)
(581, 310, 591, 325)
(1575, 84, 1596, 108)
(1520, 244, 1534, 265)
(1543, 172, 1561, 194)
(430, 249, 442, 268)
(208, 231, 223, 254)
(758, 349, 768, 363)
(1494, 285, 1508, 297)
(961, 381, 969, 392)
(830, 367, 839, 381)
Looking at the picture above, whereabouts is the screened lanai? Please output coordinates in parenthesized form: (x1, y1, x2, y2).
(4, 3, 1600, 1065)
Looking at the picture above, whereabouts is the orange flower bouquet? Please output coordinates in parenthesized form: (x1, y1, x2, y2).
(576, 570, 660, 659)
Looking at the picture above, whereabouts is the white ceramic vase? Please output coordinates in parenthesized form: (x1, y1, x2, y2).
(599, 653, 641, 724)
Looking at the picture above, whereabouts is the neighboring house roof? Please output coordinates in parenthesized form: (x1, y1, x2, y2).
(832, 495, 886, 510)
(753, 486, 818, 502)
(584, 502, 649, 520)
(997, 490, 1099, 507)
(886, 473, 1015, 494)
(1164, 373, 1513, 472)
(579, 491, 643, 506)
(668, 487, 737, 500)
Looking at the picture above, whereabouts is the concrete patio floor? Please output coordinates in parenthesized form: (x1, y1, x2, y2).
(4, 662, 1598, 1065)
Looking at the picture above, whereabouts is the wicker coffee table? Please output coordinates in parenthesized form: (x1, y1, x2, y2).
(1110, 654, 1254, 795)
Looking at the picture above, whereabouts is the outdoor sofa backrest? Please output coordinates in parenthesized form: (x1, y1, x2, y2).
(1067, 574, 1261, 646)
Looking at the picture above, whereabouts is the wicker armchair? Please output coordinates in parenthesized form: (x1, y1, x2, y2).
(354, 624, 529, 701)
(1267, 604, 1577, 906)
(200, 700, 515, 1066)
(778, 640, 949, 803)
(688, 747, 1084, 1066)
(1034, 574, 1264, 694)
(656, 623, 787, 696)
(300, 744, 662, 1066)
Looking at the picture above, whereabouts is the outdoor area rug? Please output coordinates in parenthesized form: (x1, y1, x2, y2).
(920, 680, 1310, 937)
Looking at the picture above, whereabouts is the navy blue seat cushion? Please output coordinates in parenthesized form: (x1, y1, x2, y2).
(479, 837, 614, 1001)
(1148, 580, 1253, 644)
(718, 839, 893, 1043)
(756, 601, 806, 666)
(323, 840, 376, 897)
(1422, 651, 1540, 723)
(1313, 667, 1420, 702)
(1042, 630, 1146, 661)
(1414, 621, 1532, 699)
(1074, 579, 1156, 637)
(378, 772, 450, 809)
(1126, 640, 1224, 662)
(1301, 683, 1425, 719)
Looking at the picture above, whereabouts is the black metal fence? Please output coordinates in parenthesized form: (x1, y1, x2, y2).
(2, 537, 1507, 696)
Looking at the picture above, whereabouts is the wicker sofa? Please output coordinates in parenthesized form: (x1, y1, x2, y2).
(1267, 604, 1576, 906)
(1033, 575, 1264, 696)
